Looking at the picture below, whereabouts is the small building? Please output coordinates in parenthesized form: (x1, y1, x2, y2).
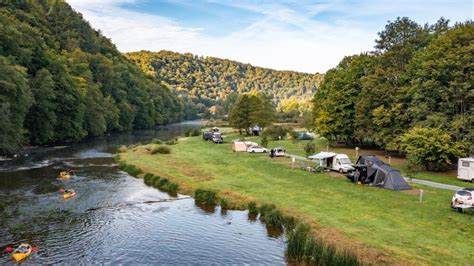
(458, 158, 474, 182)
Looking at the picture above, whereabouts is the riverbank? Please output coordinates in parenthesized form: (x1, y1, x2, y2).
(119, 132, 473, 264)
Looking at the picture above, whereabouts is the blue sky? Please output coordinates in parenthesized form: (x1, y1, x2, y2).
(68, 0, 473, 73)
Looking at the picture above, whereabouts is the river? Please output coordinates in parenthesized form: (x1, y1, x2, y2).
(0, 122, 286, 264)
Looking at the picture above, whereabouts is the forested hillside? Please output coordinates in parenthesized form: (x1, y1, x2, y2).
(313, 18, 473, 155)
(0, 1, 188, 154)
(126, 51, 323, 117)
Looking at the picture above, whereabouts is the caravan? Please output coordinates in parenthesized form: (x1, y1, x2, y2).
(457, 158, 474, 182)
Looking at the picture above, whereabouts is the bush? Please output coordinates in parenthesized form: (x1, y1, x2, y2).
(185, 128, 202, 137)
(260, 135, 268, 148)
(118, 145, 128, 153)
(399, 127, 466, 171)
(195, 189, 217, 205)
(165, 182, 179, 193)
(220, 198, 229, 210)
(151, 138, 162, 144)
(151, 145, 171, 154)
(262, 126, 290, 140)
(266, 209, 284, 227)
(258, 203, 276, 220)
(304, 141, 316, 158)
(289, 130, 299, 140)
(124, 164, 142, 176)
(248, 201, 258, 215)
(165, 140, 177, 145)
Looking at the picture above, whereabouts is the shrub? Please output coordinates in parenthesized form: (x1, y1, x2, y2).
(143, 173, 154, 180)
(265, 209, 284, 227)
(156, 178, 169, 188)
(220, 198, 229, 210)
(165, 140, 177, 145)
(195, 189, 217, 205)
(124, 164, 142, 176)
(286, 223, 310, 261)
(185, 128, 201, 137)
(144, 174, 159, 185)
(289, 130, 299, 140)
(262, 126, 290, 140)
(260, 135, 268, 148)
(258, 203, 276, 220)
(399, 127, 466, 171)
(304, 141, 316, 158)
(165, 182, 179, 193)
(248, 201, 258, 215)
(151, 145, 171, 154)
(118, 145, 128, 153)
(151, 138, 162, 144)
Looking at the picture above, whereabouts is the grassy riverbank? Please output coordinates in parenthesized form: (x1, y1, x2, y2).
(120, 133, 474, 264)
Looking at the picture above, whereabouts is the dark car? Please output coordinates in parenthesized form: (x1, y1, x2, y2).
(203, 131, 213, 141)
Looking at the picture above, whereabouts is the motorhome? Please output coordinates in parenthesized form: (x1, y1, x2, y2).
(457, 158, 474, 182)
(308, 152, 354, 173)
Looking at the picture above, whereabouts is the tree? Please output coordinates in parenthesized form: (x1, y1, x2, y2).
(229, 94, 253, 135)
(304, 141, 316, 158)
(25, 68, 57, 144)
(399, 127, 467, 171)
(0, 56, 32, 153)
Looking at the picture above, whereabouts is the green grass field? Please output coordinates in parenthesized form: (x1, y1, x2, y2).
(121, 133, 474, 264)
(244, 134, 472, 188)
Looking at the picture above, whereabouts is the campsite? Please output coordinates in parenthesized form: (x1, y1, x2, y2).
(120, 127, 474, 264)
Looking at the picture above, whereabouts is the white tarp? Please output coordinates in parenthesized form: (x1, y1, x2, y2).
(308, 152, 337, 160)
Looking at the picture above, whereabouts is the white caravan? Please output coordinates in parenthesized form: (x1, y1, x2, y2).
(457, 158, 474, 182)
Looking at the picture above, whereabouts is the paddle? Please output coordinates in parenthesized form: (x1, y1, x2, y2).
(4, 246, 39, 252)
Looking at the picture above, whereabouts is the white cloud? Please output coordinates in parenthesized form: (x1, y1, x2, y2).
(66, 0, 472, 73)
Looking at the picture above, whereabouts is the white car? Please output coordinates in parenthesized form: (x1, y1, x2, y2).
(247, 146, 268, 153)
(451, 188, 474, 212)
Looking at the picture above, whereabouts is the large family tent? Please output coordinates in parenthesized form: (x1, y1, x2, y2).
(373, 164, 411, 190)
(355, 155, 411, 190)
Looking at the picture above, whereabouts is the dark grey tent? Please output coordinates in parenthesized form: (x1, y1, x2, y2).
(352, 155, 411, 190)
(373, 164, 411, 190)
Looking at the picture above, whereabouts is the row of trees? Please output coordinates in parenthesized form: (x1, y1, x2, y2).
(312, 18, 472, 168)
(228, 93, 275, 135)
(126, 50, 323, 119)
(0, 1, 192, 154)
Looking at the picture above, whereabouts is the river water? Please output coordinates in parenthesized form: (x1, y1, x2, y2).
(0, 122, 286, 264)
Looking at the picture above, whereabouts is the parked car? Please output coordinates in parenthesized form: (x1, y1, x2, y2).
(203, 131, 213, 141)
(212, 136, 223, 143)
(247, 146, 268, 153)
(451, 188, 474, 212)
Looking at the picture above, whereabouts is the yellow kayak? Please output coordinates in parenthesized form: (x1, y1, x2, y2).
(12, 243, 31, 262)
(63, 189, 76, 199)
(58, 171, 71, 179)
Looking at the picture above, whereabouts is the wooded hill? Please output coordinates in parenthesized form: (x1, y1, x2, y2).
(126, 50, 323, 116)
(313, 18, 473, 161)
(0, 1, 189, 154)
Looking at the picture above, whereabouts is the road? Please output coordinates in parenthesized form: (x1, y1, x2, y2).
(287, 153, 463, 191)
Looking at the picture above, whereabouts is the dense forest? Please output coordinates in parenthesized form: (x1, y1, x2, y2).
(126, 50, 323, 118)
(0, 1, 189, 154)
(313, 18, 473, 156)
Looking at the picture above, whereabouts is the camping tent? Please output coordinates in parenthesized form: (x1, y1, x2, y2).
(309, 152, 337, 167)
(232, 142, 247, 152)
(354, 155, 411, 190)
(373, 164, 411, 190)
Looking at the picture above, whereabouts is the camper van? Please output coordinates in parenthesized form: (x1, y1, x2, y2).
(308, 152, 354, 173)
(457, 158, 474, 182)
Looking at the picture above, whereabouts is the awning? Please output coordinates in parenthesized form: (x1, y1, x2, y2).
(308, 152, 337, 160)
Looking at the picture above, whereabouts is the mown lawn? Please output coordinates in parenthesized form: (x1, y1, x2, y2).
(246, 135, 472, 188)
(121, 133, 474, 264)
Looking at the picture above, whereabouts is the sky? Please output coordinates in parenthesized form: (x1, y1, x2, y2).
(67, 0, 473, 73)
